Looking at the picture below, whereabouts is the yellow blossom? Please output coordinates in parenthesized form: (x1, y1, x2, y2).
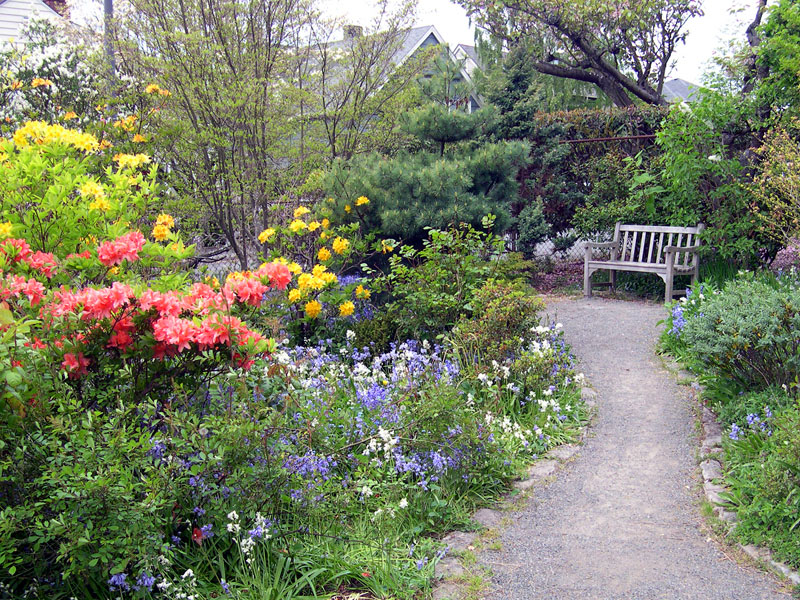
(312, 264, 328, 277)
(63, 111, 77, 120)
(356, 285, 371, 300)
(152, 224, 170, 241)
(288, 219, 307, 233)
(320, 232, 328, 241)
(320, 272, 337, 285)
(99, 139, 113, 150)
(132, 134, 147, 143)
(145, 83, 161, 94)
(293, 206, 310, 219)
(317, 247, 332, 261)
(355, 196, 370, 206)
(79, 180, 105, 200)
(159, 88, 171, 97)
(332, 237, 349, 254)
(288, 289, 302, 303)
(339, 301, 355, 317)
(297, 273, 314, 290)
(204, 275, 220, 288)
(0, 152, 7, 163)
(113, 153, 151, 169)
(13, 121, 99, 152)
(304, 300, 322, 319)
(156, 214, 175, 228)
(258, 228, 275, 244)
(0, 222, 13, 238)
(31, 78, 53, 88)
(344, 204, 351, 213)
(381, 240, 394, 254)
(10, 80, 22, 90)
(89, 197, 111, 211)
(287, 262, 302, 275)
(321, 218, 330, 229)
(308, 221, 320, 232)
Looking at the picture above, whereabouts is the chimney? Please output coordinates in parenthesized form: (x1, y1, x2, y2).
(43, 0, 70, 18)
(343, 25, 363, 41)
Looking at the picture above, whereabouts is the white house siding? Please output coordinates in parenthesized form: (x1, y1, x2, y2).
(0, 0, 61, 45)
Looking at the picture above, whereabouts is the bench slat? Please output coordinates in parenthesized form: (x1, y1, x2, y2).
(622, 231, 629, 261)
(647, 232, 656, 263)
(631, 231, 638, 262)
(619, 224, 703, 234)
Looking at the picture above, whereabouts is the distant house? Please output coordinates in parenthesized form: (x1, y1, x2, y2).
(332, 24, 483, 113)
(661, 78, 703, 103)
(0, 0, 67, 45)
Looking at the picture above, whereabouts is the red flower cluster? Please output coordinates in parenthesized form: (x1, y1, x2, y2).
(0, 273, 46, 306)
(97, 231, 146, 267)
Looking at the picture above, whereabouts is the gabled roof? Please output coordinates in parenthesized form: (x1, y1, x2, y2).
(662, 78, 703, 103)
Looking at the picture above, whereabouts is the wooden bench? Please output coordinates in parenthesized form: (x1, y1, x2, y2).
(584, 223, 704, 303)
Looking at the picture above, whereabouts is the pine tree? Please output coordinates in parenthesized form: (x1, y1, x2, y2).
(325, 58, 529, 243)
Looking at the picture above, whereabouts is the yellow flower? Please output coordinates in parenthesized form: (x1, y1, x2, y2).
(89, 197, 111, 211)
(312, 264, 327, 277)
(304, 300, 322, 319)
(0, 152, 7, 163)
(308, 221, 320, 232)
(297, 273, 313, 290)
(356, 284, 371, 300)
(321, 218, 330, 229)
(320, 272, 338, 285)
(381, 240, 394, 254)
(132, 134, 147, 143)
(113, 114, 138, 131)
(10, 80, 22, 90)
(320, 232, 328, 241)
(79, 180, 105, 200)
(156, 214, 175, 228)
(355, 195, 370, 206)
(287, 262, 302, 275)
(332, 237, 349, 254)
(0, 222, 13, 239)
(145, 83, 161, 94)
(293, 206, 310, 219)
(99, 139, 113, 150)
(204, 275, 220, 288)
(288, 289, 302, 303)
(317, 247, 332, 261)
(344, 204, 351, 213)
(113, 153, 151, 169)
(289, 219, 307, 233)
(152, 224, 170, 241)
(339, 301, 355, 317)
(31, 78, 53, 88)
(13, 121, 99, 153)
(258, 227, 276, 243)
(159, 88, 171, 97)
(63, 111, 77, 120)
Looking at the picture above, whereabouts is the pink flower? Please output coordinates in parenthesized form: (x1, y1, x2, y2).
(259, 261, 292, 290)
(1, 239, 31, 262)
(152, 315, 197, 352)
(62, 352, 90, 378)
(25, 251, 58, 278)
(97, 231, 146, 267)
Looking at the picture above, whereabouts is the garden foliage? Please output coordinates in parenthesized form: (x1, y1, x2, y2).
(0, 116, 586, 599)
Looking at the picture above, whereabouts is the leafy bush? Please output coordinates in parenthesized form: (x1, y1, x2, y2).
(680, 276, 800, 391)
(725, 402, 800, 568)
(516, 200, 550, 258)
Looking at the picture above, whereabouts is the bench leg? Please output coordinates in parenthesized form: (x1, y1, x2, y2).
(610, 270, 617, 292)
(584, 264, 592, 297)
(664, 269, 674, 304)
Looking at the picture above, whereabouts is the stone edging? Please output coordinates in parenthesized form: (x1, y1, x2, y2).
(429, 386, 598, 600)
(682, 367, 800, 587)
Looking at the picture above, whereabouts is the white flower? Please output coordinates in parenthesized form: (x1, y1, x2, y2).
(346, 329, 356, 341)
(227, 510, 239, 521)
(361, 485, 373, 497)
(227, 523, 241, 533)
(181, 569, 194, 580)
(399, 498, 409, 508)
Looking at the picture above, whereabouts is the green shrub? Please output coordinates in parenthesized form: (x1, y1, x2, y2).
(449, 279, 544, 365)
(726, 403, 800, 568)
(681, 277, 800, 391)
(516, 200, 550, 259)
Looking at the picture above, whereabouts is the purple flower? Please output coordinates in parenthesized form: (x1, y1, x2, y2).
(221, 580, 231, 595)
(729, 423, 742, 441)
(193, 506, 206, 516)
(108, 573, 129, 592)
(134, 572, 155, 592)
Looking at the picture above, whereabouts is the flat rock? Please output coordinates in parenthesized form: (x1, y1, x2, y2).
(700, 459, 723, 481)
(527, 459, 558, 479)
(714, 507, 738, 523)
(546, 444, 579, 462)
(513, 478, 537, 492)
(742, 544, 769, 562)
(703, 481, 728, 506)
(435, 556, 465, 579)
(432, 582, 462, 600)
(473, 508, 503, 528)
(704, 420, 723, 439)
(441, 531, 477, 553)
(703, 433, 722, 448)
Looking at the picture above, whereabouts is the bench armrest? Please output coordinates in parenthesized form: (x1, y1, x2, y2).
(664, 244, 701, 253)
(585, 241, 618, 249)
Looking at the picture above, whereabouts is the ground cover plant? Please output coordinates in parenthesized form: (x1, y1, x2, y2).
(661, 273, 800, 569)
(0, 116, 587, 599)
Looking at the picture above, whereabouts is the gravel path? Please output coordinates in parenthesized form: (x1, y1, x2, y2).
(479, 296, 787, 600)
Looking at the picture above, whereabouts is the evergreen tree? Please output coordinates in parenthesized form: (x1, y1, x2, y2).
(325, 58, 529, 243)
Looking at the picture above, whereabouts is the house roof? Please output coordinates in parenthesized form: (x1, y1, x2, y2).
(454, 44, 479, 66)
(662, 78, 703, 103)
(0, 0, 65, 44)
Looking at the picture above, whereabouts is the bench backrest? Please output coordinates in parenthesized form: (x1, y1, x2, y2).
(614, 223, 703, 266)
